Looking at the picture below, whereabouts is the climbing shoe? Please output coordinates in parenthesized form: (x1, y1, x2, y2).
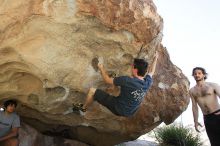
(72, 103, 86, 112)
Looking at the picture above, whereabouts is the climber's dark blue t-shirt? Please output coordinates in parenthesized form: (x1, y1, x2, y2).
(113, 75, 152, 116)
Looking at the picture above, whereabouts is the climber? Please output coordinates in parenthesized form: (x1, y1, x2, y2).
(0, 99, 20, 146)
(73, 51, 159, 117)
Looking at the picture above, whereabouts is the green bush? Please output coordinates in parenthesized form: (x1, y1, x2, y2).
(154, 124, 202, 146)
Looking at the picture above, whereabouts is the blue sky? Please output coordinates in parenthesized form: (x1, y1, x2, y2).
(153, 0, 220, 125)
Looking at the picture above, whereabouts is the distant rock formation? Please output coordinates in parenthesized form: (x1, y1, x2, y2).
(0, 0, 189, 145)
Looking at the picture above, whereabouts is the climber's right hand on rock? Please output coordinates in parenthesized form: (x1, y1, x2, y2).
(98, 63, 104, 70)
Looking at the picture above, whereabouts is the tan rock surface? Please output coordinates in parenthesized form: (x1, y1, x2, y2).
(0, 0, 189, 145)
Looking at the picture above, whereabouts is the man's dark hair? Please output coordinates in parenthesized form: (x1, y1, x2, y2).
(192, 67, 208, 80)
(3, 99, 17, 108)
(133, 58, 148, 76)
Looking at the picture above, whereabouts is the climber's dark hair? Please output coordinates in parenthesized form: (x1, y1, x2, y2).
(3, 99, 17, 108)
(133, 58, 148, 76)
(192, 67, 208, 80)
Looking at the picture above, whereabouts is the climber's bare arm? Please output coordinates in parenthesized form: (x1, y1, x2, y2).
(98, 63, 114, 85)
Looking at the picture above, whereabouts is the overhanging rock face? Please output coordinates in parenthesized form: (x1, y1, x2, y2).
(0, 0, 190, 145)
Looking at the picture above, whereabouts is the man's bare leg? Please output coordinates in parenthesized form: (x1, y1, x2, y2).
(82, 87, 96, 110)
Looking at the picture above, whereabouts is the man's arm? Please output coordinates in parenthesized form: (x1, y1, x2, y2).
(98, 63, 114, 85)
(0, 127, 19, 142)
(147, 51, 159, 77)
(190, 91, 202, 132)
(212, 83, 220, 98)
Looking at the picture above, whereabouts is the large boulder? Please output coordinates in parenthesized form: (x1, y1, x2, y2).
(0, 0, 189, 145)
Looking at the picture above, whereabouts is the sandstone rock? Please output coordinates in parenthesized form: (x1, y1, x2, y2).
(0, 0, 189, 145)
(19, 122, 89, 146)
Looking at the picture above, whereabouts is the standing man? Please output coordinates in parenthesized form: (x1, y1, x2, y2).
(0, 99, 20, 146)
(190, 67, 220, 146)
(74, 51, 158, 117)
